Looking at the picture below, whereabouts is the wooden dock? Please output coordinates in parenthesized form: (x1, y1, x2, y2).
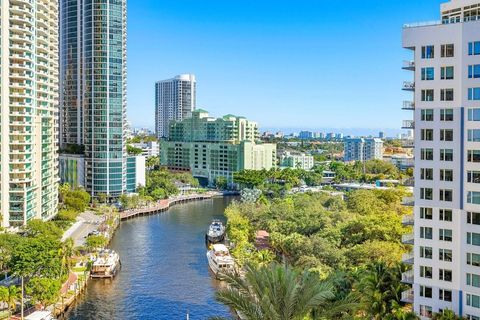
(119, 193, 220, 221)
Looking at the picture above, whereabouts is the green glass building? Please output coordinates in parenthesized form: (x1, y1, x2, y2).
(60, 0, 128, 197)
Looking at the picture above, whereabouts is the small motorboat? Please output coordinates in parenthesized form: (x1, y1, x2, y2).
(206, 243, 235, 278)
(206, 219, 226, 243)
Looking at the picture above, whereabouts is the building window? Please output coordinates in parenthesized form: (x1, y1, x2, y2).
(467, 273, 480, 287)
(420, 188, 433, 200)
(420, 226, 433, 239)
(469, 65, 480, 78)
(469, 172, 480, 184)
(420, 305, 433, 318)
(421, 109, 434, 121)
(440, 129, 453, 141)
(467, 314, 480, 320)
(439, 228, 452, 241)
(421, 148, 434, 161)
(421, 67, 435, 80)
(469, 130, 480, 142)
(439, 248, 452, 261)
(440, 89, 454, 101)
(467, 294, 480, 308)
(420, 266, 433, 278)
(421, 129, 434, 141)
(439, 289, 452, 302)
(468, 150, 480, 163)
(439, 269, 452, 282)
(469, 192, 480, 205)
(422, 89, 435, 101)
(420, 207, 433, 219)
(467, 232, 480, 246)
(421, 168, 434, 180)
(469, 41, 480, 56)
(439, 209, 453, 221)
(468, 212, 480, 225)
(441, 44, 454, 57)
(440, 149, 453, 161)
(440, 66, 454, 79)
(422, 45, 435, 59)
(420, 246, 433, 259)
(419, 285, 432, 298)
(469, 88, 480, 100)
(440, 169, 453, 182)
(440, 109, 453, 121)
(439, 189, 453, 202)
(469, 108, 480, 121)
(467, 252, 480, 267)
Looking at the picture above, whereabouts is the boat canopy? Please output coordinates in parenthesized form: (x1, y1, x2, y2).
(212, 244, 229, 252)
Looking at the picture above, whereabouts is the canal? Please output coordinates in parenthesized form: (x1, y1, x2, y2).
(65, 196, 234, 320)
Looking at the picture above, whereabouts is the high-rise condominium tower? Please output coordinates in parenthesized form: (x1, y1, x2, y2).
(155, 74, 196, 139)
(0, 0, 59, 227)
(60, 0, 128, 197)
(402, 0, 480, 318)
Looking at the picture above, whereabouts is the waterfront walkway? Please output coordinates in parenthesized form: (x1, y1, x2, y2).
(120, 191, 225, 220)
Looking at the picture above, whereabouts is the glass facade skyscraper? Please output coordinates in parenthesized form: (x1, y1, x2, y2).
(60, 0, 127, 197)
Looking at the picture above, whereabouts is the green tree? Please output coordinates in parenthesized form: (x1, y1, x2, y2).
(213, 263, 336, 320)
(25, 277, 61, 306)
(6, 286, 19, 318)
(432, 310, 462, 320)
(127, 145, 143, 155)
(0, 286, 8, 312)
(215, 176, 228, 190)
(85, 235, 107, 251)
(25, 220, 63, 240)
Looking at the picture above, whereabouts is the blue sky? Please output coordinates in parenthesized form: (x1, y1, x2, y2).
(127, 0, 444, 134)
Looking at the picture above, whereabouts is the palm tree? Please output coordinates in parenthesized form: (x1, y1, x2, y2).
(432, 309, 462, 320)
(0, 287, 8, 313)
(212, 263, 336, 320)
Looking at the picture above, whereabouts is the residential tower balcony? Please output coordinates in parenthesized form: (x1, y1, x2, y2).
(402, 252, 414, 265)
(402, 101, 415, 110)
(402, 120, 415, 129)
(402, 81, 415, 91)
(402, 197, 414, 206)
(401, 289, 414, 304)
(402, 214, 414, 226)
(402, 60, 415, 71)
(402, 233, 414, 245)
(401, 270, 414, 284)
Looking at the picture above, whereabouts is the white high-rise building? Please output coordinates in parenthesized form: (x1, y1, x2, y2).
(402, 1, 480, 318)
(155, 74, 196, 139)
(343, 138, 383, 162)
(0, 0, 60, 227)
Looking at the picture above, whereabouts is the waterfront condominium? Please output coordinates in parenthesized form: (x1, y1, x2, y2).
(160, 110, 276, 186)
(402, 0, 480, 318)
(0, 0, 59, 227)
(60, 0, 128, 198)
(155, 74, 196, 140)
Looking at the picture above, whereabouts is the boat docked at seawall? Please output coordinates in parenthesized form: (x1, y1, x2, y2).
(91, 249, 121, 279)
(206, 220, 226, 243)
(24, 311, 55, 320)
(206, 244, 235, 278)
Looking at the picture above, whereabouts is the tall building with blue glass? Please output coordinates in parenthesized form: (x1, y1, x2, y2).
(60, 0, 128, 198)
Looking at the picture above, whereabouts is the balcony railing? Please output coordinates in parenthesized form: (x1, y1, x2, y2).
(402, 101, 415, 110)
(401, 270, 414, 284)
(402, 60, 415, 71)
(402, 252, 414, 265)
(402, 140, 414, 149)
(402, 120, 415, 129)
(402, 233, 414, 245)
(402, 81, 415, 91)
(402, 214, 414, 226)
(401, 289, 414, 304)
(402, 197, 414, 206)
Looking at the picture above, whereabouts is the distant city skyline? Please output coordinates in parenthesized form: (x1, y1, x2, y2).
(127, 0, 444, 129)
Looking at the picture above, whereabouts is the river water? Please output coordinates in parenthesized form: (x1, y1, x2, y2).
(65, 197, 234, 320)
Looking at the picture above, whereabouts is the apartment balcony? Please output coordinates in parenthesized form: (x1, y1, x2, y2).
(402, 60, 415, 71)
(401, 270, 414, 284)
(402, 81, 415, 91)
(401, 289, 414, 304)
(402, 214, 414, 226)
(402, 252, 414, 265)
(402, 140, 415, 149)
(402, 120, 415, 129)
(402, 233, 414, 245)
(402, 101, 415, 110)
(402, 197, 414, 206)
